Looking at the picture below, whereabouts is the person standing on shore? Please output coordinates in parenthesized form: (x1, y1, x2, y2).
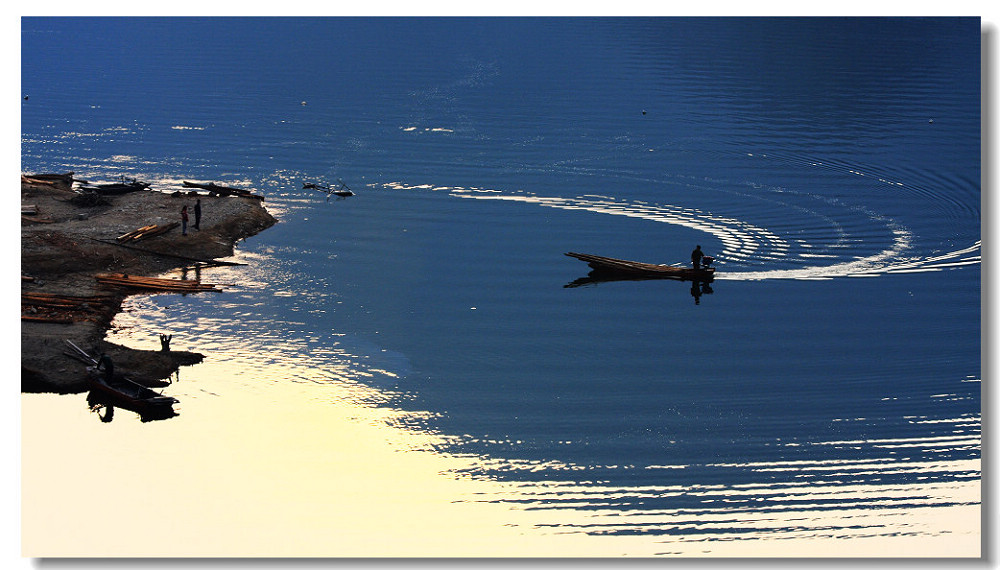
(194, 198, 202, 230)
(181, 205, 189, 236)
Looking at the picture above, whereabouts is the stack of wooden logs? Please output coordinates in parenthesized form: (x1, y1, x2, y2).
(116, 222, 180, 242)
(96, 273, 222, 293)
(22, 172, 77, 185)
(21, 204, 54, 224)
(22, 292, 114, 323)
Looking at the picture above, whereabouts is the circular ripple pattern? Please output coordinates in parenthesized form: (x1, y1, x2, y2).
(382, 160, 980, 281)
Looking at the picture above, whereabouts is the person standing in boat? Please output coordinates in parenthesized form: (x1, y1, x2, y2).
(691, 245, 704, 269)
(181, 205, 189, 236)
(96, 353, 114, 382)
(194, 198, 201, 230)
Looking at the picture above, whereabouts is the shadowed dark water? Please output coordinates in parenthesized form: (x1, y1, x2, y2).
(21, 17, 980, 555)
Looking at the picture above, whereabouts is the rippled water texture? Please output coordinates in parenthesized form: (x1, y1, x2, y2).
(20, 17, 980, 556)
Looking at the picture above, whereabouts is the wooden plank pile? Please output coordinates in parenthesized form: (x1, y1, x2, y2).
(96, 272, 222, 293)
(21, 204, 54, 224)
(23, 172, 78, 185)
(22, 292, 113, 324)
(116, 222, 180, 242)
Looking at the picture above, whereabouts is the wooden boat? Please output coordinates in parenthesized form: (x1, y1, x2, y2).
(23, 172, 80, 186)
(78, 178, 150, 195)
(86, 373, 179, 422)
(565, 252, 715, 282)
(182, 180, 263, 200)
(96, 272, 222, 293)
(64, 340, 178, 421)
(304, 180, 355, 199)
(87, 371, 179, 411)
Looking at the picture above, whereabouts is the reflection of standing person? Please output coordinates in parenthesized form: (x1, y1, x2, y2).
(194, 199, 201, 230)
(691, 245, 704, 269)
(181, 205, 189, 235)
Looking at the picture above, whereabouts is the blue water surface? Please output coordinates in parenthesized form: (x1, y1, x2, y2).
(21, 16, 981, 544)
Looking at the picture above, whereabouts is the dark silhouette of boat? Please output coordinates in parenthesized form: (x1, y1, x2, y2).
(87, 371, 178, 413)
(182, 180, 263, 200)
(77, 176, 150, 195)
(85, 382, 179, 423)
(564, 252, 715, 284)
(64, 340, 179, 422)
(304, 180, 355, 200)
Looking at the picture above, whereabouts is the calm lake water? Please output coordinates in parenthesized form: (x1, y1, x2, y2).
(20, 17, 981, 557)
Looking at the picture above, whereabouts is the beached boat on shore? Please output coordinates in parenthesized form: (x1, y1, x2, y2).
(24, 171, 80, 185)
(87, 370, 178, 412)
(182, 180, 263, 200)
(77, 178, 150, 195)
(565, 251, 715, 282)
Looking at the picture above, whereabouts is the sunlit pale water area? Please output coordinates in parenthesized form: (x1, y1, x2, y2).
(20, 17, 981, 557)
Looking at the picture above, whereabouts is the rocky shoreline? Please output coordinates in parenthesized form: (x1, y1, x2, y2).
(21, 174, 277, 393)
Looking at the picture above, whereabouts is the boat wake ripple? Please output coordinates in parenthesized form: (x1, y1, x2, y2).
(380, 182, 980, 281)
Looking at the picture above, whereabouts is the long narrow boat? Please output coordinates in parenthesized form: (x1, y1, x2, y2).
(87, 371, 179, 412)
(565, 251, 715, 282)
(24, 172, 79, 185)
(182, 180, 264, 200)
(96, 272, 222, 293)
(65, 340, 178, 421)
(77, 180, 150, 195)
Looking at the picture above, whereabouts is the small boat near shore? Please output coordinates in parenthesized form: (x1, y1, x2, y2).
(304, 180, 355, 200)
(77, 176, 150, 195)
(182, 180, 264, 200)
(87, 370, 179, 411)
(86, 372, 179, 422)
(565, 251, 715, 282)
(23, 171, 80, 185)
(96, 272, 223, 293)
(64, 340, 179, 420)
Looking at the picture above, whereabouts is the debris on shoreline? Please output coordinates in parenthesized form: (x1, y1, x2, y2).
(21, 172, 278, 393)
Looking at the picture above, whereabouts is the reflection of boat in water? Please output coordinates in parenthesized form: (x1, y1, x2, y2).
(86, 372, 179, 422)
(564, 252, 715, 285)
(567, 272, 715, 289)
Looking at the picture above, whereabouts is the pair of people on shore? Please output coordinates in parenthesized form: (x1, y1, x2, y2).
(181, 199, 202, 235)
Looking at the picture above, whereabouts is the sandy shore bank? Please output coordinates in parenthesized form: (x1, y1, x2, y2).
(20, 174, 277, 393)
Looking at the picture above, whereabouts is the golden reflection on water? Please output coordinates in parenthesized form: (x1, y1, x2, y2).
(23, 358, 603, 557)
(21, 350, 980, 557)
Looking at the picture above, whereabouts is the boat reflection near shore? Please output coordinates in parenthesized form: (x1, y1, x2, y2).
(86, 373, 179, 423)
